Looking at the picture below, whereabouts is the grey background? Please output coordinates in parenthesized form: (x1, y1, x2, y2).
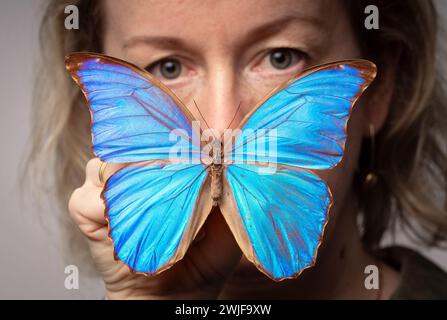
(0, 0, 446, 299)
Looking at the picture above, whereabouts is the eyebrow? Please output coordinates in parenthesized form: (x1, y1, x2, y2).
(123, 36, 191, 52)
(122, 14, 325, 51)
(238, 14, 325, 48)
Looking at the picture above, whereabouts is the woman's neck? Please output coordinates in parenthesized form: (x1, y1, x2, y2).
(218, 192, 399, 299)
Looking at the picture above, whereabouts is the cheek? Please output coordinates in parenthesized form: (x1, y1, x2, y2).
(238, 78, 278, 110)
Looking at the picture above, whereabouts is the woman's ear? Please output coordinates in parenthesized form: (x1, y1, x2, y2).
(362, 45, 402, 136)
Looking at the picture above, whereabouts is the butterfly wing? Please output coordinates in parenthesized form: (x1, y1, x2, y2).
(228, 60, 376, 169)
(224, 164, 330, 280)
(103, 161, 210, 274)
(66, 53, 211, 275)
(65, 52, 201, 163)
(221, 60, 376, 280)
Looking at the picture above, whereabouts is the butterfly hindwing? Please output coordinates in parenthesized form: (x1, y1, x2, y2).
(225, 164, 330, 280)
(103, 161, 209, 274)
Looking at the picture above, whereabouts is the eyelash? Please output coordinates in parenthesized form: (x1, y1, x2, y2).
(144, 47, 308, 81)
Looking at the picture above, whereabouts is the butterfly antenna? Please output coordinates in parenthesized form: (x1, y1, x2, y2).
(193, 99, 217, 140)
(220, 101, 242, 141)
(226, 101, 242, 131)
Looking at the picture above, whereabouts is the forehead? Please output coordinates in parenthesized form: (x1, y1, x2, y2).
(103, 0, 339, 41)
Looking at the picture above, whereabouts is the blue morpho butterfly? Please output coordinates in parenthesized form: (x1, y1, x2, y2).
(65, 53, 376, 281)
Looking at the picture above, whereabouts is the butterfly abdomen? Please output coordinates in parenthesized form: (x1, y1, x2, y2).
(210, 164, 223, 206)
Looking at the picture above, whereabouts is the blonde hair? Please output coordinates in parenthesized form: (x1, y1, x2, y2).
(26, 0, 447, 272)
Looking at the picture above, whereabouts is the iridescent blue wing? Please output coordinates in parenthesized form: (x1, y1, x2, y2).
(103, 161, 210, 274)
(222, 61, 376, 280)
(224, 164, 330, 280)
(227, 60, 376, 170)
(65, 53, 201, 163)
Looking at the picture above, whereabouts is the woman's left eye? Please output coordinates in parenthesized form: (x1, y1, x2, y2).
(256, 48, 306, 73)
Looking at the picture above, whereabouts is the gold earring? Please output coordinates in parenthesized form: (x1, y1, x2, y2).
(364, 124, 378, 187)
(99, 161, 108, 185)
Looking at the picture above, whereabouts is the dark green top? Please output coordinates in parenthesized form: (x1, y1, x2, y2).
(376, 246, 447, 299)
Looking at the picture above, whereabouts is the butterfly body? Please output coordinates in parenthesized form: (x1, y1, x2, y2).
(65, 53, 376, 281)
(207, 139, 224, 206)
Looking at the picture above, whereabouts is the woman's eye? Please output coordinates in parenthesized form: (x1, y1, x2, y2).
(257, 48, 306, 72)
(146, 58, 182, 80)
(270, 49, 294, 69)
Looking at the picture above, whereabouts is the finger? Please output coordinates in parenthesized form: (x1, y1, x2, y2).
(85, 158, 126, 188)
(68, 186, 110, 242)
(68, 185, 107, 226)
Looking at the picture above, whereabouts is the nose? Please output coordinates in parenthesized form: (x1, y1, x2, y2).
(192, 64, 243, 134)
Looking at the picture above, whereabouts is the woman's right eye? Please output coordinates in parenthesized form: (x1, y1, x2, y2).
(145, 58, 183, 80)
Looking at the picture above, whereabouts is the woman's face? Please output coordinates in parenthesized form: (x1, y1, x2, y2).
(102, 0, 369, 241)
